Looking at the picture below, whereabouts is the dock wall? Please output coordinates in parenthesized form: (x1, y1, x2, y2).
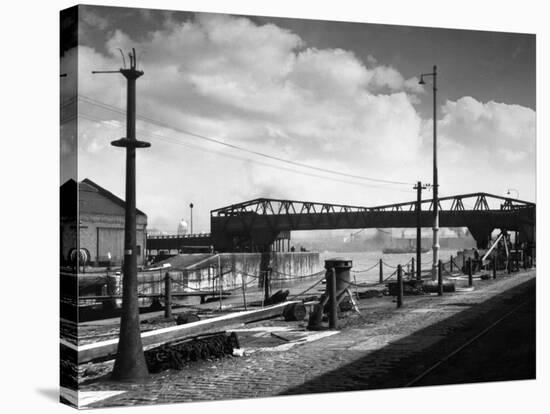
(173, 252, 321, 291)
(79, 252, 322, 299)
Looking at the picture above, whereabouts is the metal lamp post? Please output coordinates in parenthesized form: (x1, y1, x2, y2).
(189, 202, 194, 234)
(419, 65, 439, 280)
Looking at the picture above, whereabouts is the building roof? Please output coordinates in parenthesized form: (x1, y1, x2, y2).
(60, 178, 147, 217)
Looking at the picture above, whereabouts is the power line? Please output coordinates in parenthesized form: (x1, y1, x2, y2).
(77, 111, 412, 194)
(76, 95, 415, 186)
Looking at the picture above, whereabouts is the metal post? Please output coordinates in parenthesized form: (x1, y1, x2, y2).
(438, 260, 443, 296)
(415, 181, 423, 281)
(514, 236, 519, 272)
(379, 259, 383, 284)
(189, 203, 194, 234)
(241, 274, 247, 311)
(397, 264, 403, 308)
(164, 272, 172, 318)
(218, 254, 222, 310)
(328, 268, 338, 329)
(264, 270, 271, 302)
(432, 65, 439, 281)
(411, 258, 415, 280)
(419, 67, 439, 279)
(98, 49, 150, 381)
(468, 258, 473, 287)
(450, 255, 454, 272)
(492, 257, 497, 279)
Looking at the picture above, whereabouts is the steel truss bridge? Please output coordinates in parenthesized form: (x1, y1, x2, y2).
(146, 193, 535, 253)
(209, 192, 535, 252)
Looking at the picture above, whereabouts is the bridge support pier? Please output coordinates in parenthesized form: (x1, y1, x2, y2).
(468, 225, 494, 249)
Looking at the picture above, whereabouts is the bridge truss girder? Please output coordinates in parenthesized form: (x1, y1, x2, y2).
(210, 193, 535, 252)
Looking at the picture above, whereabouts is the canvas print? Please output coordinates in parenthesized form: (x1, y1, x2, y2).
(60, 4, 536, 409)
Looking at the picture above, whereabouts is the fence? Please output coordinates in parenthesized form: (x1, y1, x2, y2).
(74, 250, 535, 318)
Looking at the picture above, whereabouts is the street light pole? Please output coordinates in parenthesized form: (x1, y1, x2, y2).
(419, 65, 439, 279)
(189, 202, 194, 234)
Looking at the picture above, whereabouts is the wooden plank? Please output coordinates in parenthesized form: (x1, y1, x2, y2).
(71, 301, 298, 363)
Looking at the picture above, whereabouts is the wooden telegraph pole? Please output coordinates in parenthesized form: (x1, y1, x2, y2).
(93, 48, 150, 380)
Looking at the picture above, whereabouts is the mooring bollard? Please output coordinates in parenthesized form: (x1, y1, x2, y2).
(379, 259, 383, 284)
(103, 274, 118, 311)
(438, 260, 443, 296)
(493, 257, 497, 279)
(241, 274, 248, 311)
(164, 272, 172, 318)
(324, 258, 353, 329)
(468, 258, 473, 287)
(328, 268, 338, 329)
(397, 264, 403, 308)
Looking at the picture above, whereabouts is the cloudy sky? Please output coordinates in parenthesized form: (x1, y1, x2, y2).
(60, 5, 536, 234)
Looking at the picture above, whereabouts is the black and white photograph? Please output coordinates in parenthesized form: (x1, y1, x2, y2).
(57, 2, 540, 409)
(2, 1, 544, 412)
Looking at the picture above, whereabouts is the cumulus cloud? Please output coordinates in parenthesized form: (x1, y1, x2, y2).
(92, 13, 425, 170)
(64, 12, 536, 229)
(437, 96, 535, 166)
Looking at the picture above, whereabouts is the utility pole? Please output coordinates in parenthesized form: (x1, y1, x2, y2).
(432, 65, 439, 281)
(414, 181, 427, 281)
(93, 48, 150, 381)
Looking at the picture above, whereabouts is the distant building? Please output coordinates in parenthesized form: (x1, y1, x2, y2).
(60, 178, 148, 266)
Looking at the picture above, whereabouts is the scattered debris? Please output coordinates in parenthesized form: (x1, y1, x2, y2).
(270, 332, 291, 342)
(283, 302, 307, 321)
(357, 289, 384, 299)
(264, 289, 290, 305)
(176, 313, 200, 325)
(422, 280, 456, 293)
(232, 348, 246, 357)
(145, 332, 240, 373)
(387, 280, 425, 296)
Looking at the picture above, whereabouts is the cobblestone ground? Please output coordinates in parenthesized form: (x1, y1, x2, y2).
(80, 269, 535, 408)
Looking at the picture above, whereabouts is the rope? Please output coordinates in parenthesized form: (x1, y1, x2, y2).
(351, 262, 380, 273)
(287, 277, 326, 300)
(270, 270, 326, 281)
(271, 269, 326, 279)
(382, 257, 413, 269)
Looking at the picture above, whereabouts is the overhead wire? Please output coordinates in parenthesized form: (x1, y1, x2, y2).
(75, 94, 415, 186)
(75, 111, 413, 193)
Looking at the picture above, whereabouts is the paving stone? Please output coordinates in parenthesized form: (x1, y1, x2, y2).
(80, 270, 535, 408)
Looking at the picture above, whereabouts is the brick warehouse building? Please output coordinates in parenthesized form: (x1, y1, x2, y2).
(60, 178, 148, 266)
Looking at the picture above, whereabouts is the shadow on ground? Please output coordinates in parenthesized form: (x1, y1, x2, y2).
(281, 277, 535, 395)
